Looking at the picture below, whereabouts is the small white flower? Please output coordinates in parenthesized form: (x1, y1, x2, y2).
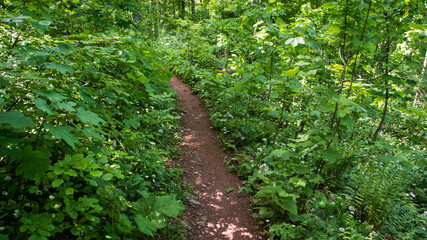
(266, 219, 270, 222)
(423, 211, 427, 216)
(158, 129, 163, 134)
(292, 225, 296, 227)
(339, 227, 345, 232)
(410, 192, 416, 198)
(330, 202, 335, 205)
(2, 191, 7, 196)
(49, 195, 55, 200)
(262, 138, 267, 142)
(145, 175, 149, 178)
(4, 176, 11, 181)
(13, 210, 20, 218)
(151, 174, 156, 178)
(257, 147, 263, 152)
(259, 163, 269, 172)
(250, 160, 254, 163)
(241, 136, 245, 140)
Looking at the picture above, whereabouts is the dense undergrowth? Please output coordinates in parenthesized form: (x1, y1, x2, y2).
(1, 1, 186, 239)
(160, 0, 427, 239)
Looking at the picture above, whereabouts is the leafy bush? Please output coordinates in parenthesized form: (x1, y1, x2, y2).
(0, 1, 186, 239)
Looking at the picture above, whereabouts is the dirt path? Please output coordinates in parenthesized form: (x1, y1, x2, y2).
(170, 76, 265, 240)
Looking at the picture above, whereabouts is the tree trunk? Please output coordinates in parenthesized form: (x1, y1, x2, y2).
(373, 34, 391, 142)
(173, 0, 176, 18)
(191, 0, 195, 18)
(414, 50, 427, 106)
(180, 0, 185, 19)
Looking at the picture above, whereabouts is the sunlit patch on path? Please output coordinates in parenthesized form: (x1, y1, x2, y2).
(170, 75, 265, 240)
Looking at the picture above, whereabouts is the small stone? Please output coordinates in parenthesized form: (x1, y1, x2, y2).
(190, 199, 201, 205)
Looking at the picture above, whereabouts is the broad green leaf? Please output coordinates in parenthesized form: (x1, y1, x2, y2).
(280, 197, 298, 215)
(65, 188, 74, 195)
(32, 98, 54, 115)
(102, 173, 113, 181)
(155, 195, 185, 217)
(282, 68, 299, 76)
(45, 62, 74, 74)
(33, 90, 68, 103)
(52, 179, 63, 188)
(258, 207, 274, 218)
(45, 123, 79, 148)
(14, 146, 50, 180)
(289, 177, 306, 187)
(226, 188, 234, 193)
(0, 111, 35, 129)
(90, 170, 103, 177)
(322, 148, 340, 163)
(135, 215, 155, 237)
(266, 149, 291, 161)
(285, 37, 305, 47)
(77, 107, 105, 126)
(64, 169, 77, 176)
(54, 101, 76, 112)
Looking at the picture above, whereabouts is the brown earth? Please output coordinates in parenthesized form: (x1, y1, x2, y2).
(170, 75, 266, 240)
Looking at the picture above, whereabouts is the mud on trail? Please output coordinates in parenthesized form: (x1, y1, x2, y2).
(170, 76, 265, 240)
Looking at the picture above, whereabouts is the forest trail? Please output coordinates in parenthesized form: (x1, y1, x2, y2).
(170, 76, 265, 240)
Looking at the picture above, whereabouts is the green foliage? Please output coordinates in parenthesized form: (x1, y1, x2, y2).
(0, 0, 185, 239)
(160, 0, 427, 238)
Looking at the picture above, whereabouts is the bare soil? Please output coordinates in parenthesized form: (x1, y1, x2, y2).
(170, 76, 266, 240)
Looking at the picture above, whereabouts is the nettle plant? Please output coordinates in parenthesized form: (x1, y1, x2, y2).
(0, 2, 185, 240)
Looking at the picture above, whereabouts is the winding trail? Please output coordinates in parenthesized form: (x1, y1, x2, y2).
(170, 76, 265, 240)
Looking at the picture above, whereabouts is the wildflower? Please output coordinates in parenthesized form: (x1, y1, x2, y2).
(423, 211, 427, 216)
(151, 174, 156, 178)
(4, 176, 11, 181)
(339, 228, 345, 232)
(158, 129, 163, 134)
(250, 160, 254, 163)
(330, 202, 335, 205)
(262, 138, 267, 142)
(49, 195, 55, 200)
(2, 191, 7, 196)
(241, 136, 245, 140)
(13, 210, 20, 218)
(145, 175, 149, 178)
(410, 192, 416, 198)
(266, 219, 270, 223)
(259, 163, 269, 172)
(257, 147, 263, 152)
(301, 161, 306, 164)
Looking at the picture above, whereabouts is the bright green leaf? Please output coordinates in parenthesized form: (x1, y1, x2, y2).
(52, 179, 63, 188)
(0, 111, 35, 129)
(77, 107, 105, 126)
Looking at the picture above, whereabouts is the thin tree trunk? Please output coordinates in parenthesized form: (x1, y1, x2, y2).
(414, 50, 427, 106)
(191, 0, 195, 19)
(173, 0, 176, 18)
(373, 33, 391, 142)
